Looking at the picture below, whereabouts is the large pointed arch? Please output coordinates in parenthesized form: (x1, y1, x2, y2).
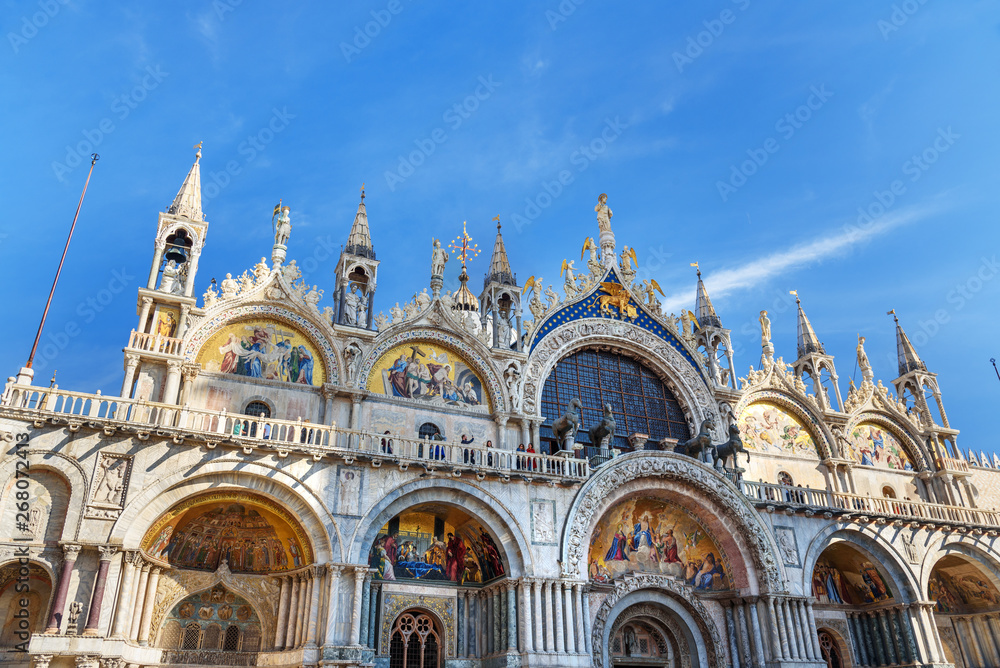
(561, 451, 785, 593)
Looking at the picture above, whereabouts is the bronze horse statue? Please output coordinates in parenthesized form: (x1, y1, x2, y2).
(589, 404, 616, 448)
(551, 398, 583, 450)
(675, 417, 716, 463)
(714, 423, 750, 469)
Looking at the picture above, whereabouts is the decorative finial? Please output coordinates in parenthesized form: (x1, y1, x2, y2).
(193, 141, 203, 160)
(790, 289, 799, 304)
(494, 214, 501, 232)
(360, 183, 366, 201)
(887, 308, 898, 323)
(690, 261, 700, 278)
(448, 220, 480, 268)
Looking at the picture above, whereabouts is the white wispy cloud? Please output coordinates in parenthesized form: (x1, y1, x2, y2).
(661, 201, 942, 312)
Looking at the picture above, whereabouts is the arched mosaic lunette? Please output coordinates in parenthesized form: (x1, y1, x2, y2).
(733, 388, 833, 460)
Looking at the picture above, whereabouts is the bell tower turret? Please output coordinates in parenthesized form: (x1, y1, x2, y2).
(790, 291, 843, 411)
(333, 186, 379, 329)
(479, 217, 521, 351)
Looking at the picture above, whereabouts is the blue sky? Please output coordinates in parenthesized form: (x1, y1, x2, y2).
(2, 2, 999, 454)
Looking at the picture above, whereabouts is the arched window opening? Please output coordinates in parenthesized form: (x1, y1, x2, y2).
(882, 486, 896, 499)
(419, 422, 442, 440)
(818, 631, 844, 668)
(244, 401, 271, 418)
(203, 623, 221, 649)
(540, 348, 691, 456)
(182, 623, 201, 650)
(223, 625, 241, 652)
(389, 611, 440, 668)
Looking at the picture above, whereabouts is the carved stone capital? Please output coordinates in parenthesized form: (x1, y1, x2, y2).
(166, 360, 183, 373)
(141, 296, 153, 306)
(31, 656, 53, 668)
(98, 545, 119, 561)
(62, 543, 82, 560)
(181, 363, 201, 382)
(125, 353, 140, 369)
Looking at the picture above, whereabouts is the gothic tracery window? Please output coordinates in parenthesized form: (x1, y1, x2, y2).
(389, 612, 440, 668)
(540, 349, 691, 452)
(819, 631, 844, 668)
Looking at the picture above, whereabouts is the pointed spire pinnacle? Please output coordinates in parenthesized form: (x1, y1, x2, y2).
(692, 262, 721, 327)
(345, 183, 375, 259)
(485, 215, 515, 286)
(890, 310, 926, 375)
(167, 143, 204, 220)
(793, 291, 825, 357)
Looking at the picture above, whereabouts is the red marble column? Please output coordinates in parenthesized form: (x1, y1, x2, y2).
(44, 544, 81, 633)
(83, 546, 118, 635)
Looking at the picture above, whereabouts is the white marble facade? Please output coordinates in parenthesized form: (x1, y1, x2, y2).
(1, 153, 998, 668)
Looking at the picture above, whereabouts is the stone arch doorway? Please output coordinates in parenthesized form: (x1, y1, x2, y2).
(157, 583, 263, 658)
(594, 582, 724, 668)
(389, 609, 442, 668)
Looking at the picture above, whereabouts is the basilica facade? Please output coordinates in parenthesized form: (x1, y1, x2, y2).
(2, 148, 1000, 668)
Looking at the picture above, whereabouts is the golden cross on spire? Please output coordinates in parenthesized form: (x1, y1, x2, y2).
(449, 220, 480, 267)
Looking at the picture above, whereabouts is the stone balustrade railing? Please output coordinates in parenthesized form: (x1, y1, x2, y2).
(935, 456, 970, 473)
(127, 329, 185, 356)
(742, 480, 1000, 528)
(0, 385, 589, 481)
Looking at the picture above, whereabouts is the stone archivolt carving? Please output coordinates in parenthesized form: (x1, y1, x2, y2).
(610, 603, 689, 666)
(521, 318, 713, 428)
(591, 574, 723, 668)
(562, 452, 784, 593)
(152, 563, 280, 647)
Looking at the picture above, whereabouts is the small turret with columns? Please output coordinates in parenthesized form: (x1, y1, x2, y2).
(479, 217, 521, 351)
(790, 291, 843, 411)
(125, 144, 208, 403)
(333, 185, 379, 330)
(890, 311, 948, 428)
(691, 264, 735, 388)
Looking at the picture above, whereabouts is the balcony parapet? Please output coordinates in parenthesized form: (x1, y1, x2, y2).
(0, 385, 589, 482)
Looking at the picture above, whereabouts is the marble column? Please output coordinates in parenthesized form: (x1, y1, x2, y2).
(110, 551, 139, 638)
(287, 574, 301, 648)
(324, 566, 343, 647)
(136, 567, 161, 645)
(767, 597, 786, 660)
(747, 600, 767, 668)
(574, 583, 586, 654)
(725, 604, 742, 668)
(83, 546, 117, 635)
(541, 580, 552, 652)
(359, 572, 372, 647)
(768, 598, 792, 659)
(507, 581, 517, 651)
(45, 544, 81, 633)
(791, 600, 817, 660)
(553, 581, 565, 653)
(306, 566, 324, 647)
(147, 241, 164, 289)
(533, 580, 544, 653)
(806, 600, 823, 660)
(350, 566, 366, 645)
(464, 591, 473, 658)
(128, 565, 150, 641)
(121, 354, 140, 398)
(496, 587, 505, 651)
(888, 608, 907, 664)
(789, 600, 806, 660)
(520, 579, 533, 653)
(299, 574, 312, 647)
(582, 585, 592, 655)
(847, 613, 867, 666)
(879, 610, 897, 665)
(367, 580, 379, 649)
(275, 576, 290, 649)
(778, 599, 802, 660)
(563, 582, 575, 653)
(458, 592, 466, 657)
(868, 613, 885, 667)
(736, 600, 752, 667)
